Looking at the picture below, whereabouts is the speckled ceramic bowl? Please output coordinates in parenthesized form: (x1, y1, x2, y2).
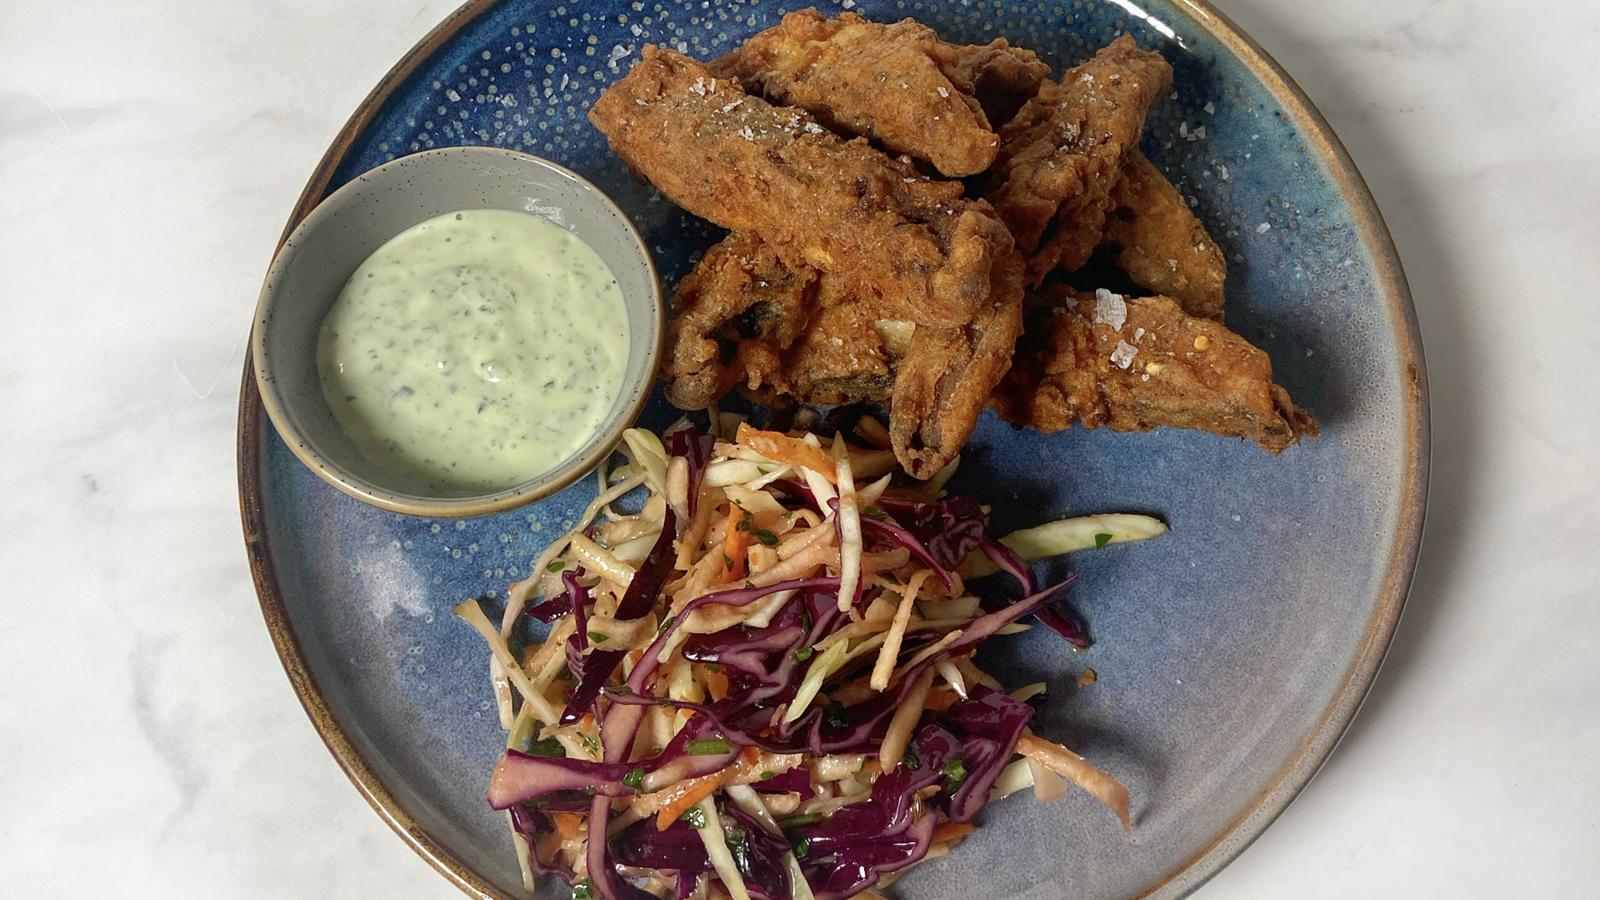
(239, 1, 1427, 898)
(251, 146, 662, 517)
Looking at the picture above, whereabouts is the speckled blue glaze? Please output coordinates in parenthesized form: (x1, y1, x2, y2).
(250, 1, 1420, 897)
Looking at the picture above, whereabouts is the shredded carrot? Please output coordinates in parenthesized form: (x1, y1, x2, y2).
(705, 667, 731, 702)
(716, 503, 752, 583)
(931, 822, 975, 844)
(550, 812, 584, 841)
(924, 686, 960, 713)
(655, 771, 727, 830)
(736, 423, 836, 483)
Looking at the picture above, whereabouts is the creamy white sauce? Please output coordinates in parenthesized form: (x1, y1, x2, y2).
(317, 209, 630, 493)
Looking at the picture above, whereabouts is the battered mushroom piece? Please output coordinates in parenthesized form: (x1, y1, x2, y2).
(665, 233, 1023, 478)
(986, 35, 1173, 283)
(590, 45, 1019, 329)
(948, 38, 1051, 126)
(711, 9, 1005, 176)
(664, 235, 820, 410)
(1099, 151, 1227, 319)
(994, 284, 1315, 451)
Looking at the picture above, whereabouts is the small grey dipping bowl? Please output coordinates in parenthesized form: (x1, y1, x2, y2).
(251, 147, 663, 518)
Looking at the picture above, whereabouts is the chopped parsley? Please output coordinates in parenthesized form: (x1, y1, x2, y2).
(587, 631, 609, 644)
(789, 836, 811, 859)
(792, 645, 815, 663)
(622, 768, 646, 790)
(736, 510, 754, 532)
(1094, 532, 1114, 549)
(572, 879, 595, 900)
(580, 733, 601, 755)
(546, 559, 566, 573)
(944, 757, 969, 789)
(753, 528, 779, 546)
(902, 745, 922, 770)
(680, 806, 707, 829)
(724, 823, 751, 873)
(526, 735, 564, 757)
(688, 737, 732, 756)
(758, 770, 775, 781)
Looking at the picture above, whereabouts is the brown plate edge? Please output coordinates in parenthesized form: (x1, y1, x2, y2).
(235, 1, 1431, 898)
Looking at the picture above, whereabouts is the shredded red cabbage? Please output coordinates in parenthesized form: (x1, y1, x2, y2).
(800, 811, 937, 900)
(858, 514, 955, 590)
(980, 539, 1091, 649)
(612, 802, 796, 899)
(927, 686, 1036, 822)
(874, 494, 988, 569)
(750, 767, 814, 798)
(489, 714, 738, 809)
(665, 420, 716, 523)
(559, 510, 679, 725)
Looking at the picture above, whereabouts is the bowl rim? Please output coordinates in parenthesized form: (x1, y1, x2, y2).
(236, 1, 1431, 897)
(250, 144, 664, 518)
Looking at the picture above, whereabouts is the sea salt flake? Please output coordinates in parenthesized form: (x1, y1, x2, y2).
(1111, 340, 1138, 369)
(1204, 101, 1216, 114)
(803, 121, 823, 133)
(1093, 288, 1127, 331)
(738, 125, 755, 140)
(1256, 222, 1271, 234)
(937, 86, 949, 98)
(1134, 327, 1145, 341)
(690, 76, 707, 96)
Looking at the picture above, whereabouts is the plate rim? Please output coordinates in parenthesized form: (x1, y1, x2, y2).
(235, 1, 1430, 896)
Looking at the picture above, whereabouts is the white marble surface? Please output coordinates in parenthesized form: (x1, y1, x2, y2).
(2, 0, 1597, 896)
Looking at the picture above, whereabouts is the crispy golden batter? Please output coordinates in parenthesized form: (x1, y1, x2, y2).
(664, 234, 822, 410)
(711, 10, 1003, 176)
(890, 268, 1025, 475)
(986, 35, 1172, 283)
(590, 46, 1018, 329)
(666, 233, 1023, 478)
(1100, 152, 1226, 319)
(994, 285, 1315, 451)
(949, 38, 1051, 126)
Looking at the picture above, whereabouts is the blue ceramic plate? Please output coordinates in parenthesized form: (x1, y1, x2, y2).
(239, 1, 1427, 897)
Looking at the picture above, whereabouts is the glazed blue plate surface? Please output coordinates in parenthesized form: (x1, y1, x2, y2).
(239, 1, 1427, 897)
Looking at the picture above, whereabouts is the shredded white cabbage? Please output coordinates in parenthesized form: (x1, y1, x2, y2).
(694, 796, 751, 900)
